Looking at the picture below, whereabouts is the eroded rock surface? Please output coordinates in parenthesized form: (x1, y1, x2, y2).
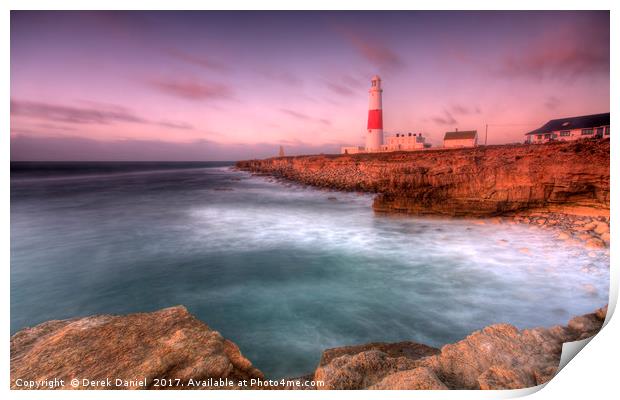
(313, 306, 607, 390)
(369, 367, 448, 390)
(10, 306, 263, 390)
(314, 342, 440, 390)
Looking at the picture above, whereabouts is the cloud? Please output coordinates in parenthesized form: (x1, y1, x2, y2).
(10, 134, 341, 161)
(430, 109, 458, 126)
(33, 123, 78, 132)
(165, 48, 230, 72)
(11, 99, 194, 130)
(325, 82, 355, 96)
(259, 70, 303, 87)
(495, 19, 609, 81)
(148, 78, 234, 101)
(450, 104, 481, 115)
(280, 109, 331, 126)
(498, 48, 608, 81)
(11, 99, 146, 125)
(544, 96, 561, 111)
(338, 29, 404, 71)
(280, 108, 311, 120)
(427, 104, 480, 126)
(324, 74, 365, 99)
(155, 120, 194, 130)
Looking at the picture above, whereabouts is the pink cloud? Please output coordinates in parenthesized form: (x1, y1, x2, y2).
(544, 96, 562, 111)
(450, 104, 481, 116)
(338, 28, 404, 71)
(165, 48, 230, 72)
(11, 99, 194, 130)
(280, 109, 331, 126)
(495, 24, 609, 81)
(280, 108, 311, 120)
(148, 78, 234, 101)
(259, 70, 303, 87)
(325, 81, 355, 96)
(11, 99, 146, 125)
(430, 110, 458, 126)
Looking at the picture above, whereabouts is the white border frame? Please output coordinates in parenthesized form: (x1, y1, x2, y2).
(3, 2, 616, 399)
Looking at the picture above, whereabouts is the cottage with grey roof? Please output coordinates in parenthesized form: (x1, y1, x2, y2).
(525, 113, 609, 144)
(443, 130, 478, 148)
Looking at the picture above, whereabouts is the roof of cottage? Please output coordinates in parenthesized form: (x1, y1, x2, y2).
(444, 131, 477, 140)
(525, 113, 610, 135)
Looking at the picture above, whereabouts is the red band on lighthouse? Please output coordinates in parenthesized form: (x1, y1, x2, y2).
(367, 110, 383, 130)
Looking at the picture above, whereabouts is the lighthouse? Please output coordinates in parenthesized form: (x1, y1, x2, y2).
(366, 75, 384, 152)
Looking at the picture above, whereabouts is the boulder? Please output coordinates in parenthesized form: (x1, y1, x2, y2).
(477, 366, 531, 390)
(418, 306, 607, 389)
(10, 306, 264, 390)
(314, 342, 440, 390)
(556, 232, 570, 240)
(585, 238, 606, 249)
(369, 367, 448, 390)
(593, 222, 609, 235)
(313, 306, 607, 390)
(600, 232, 610, 243)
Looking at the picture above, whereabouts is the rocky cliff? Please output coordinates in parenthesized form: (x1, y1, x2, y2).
(11, 305, 607, 390)
(236, 140, 609, 217)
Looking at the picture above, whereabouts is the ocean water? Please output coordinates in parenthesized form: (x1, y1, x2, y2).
(10, 162, 609, 378)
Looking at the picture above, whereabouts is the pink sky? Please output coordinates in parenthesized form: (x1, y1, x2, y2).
(10, 11, 610, 160)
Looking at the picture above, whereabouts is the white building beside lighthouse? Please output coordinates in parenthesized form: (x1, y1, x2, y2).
(366, 75, 384, 152)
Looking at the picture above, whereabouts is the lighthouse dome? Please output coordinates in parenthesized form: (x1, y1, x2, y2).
(371, 74, 381, 81)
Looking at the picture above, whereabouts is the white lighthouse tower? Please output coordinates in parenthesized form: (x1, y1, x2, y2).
(366, 75, 384, 152)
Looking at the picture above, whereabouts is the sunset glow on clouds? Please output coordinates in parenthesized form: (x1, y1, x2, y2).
(10, 11, 609, 160)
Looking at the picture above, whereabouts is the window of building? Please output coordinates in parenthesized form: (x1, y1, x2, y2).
(536, 135, 543, 140)
(605, 126, 610, 135)
(560, 130, 571, 137)
(596, 127, 604, 136)
(544, 134, 551, 139)
(582, 128, 594, 135)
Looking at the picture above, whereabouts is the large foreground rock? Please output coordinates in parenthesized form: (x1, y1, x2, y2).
(10, 306, 263, 390)
(11, 305, 607, 390)
(314, 306, 607, 390)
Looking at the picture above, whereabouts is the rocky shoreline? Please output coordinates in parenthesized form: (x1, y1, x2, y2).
(237, 140, 610, 248)
(236, 140, 609, 217)
(461, 211, 610, 249)
(10, 305, 608, 390)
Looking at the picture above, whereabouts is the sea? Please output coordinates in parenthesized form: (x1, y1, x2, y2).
(10, 161, 610, 378)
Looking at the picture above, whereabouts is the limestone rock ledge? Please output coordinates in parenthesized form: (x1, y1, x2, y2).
(11, 305, 607, 390)
(314, 305, 607, 390)
(236, 140, 609, 218)
(10, 306, 263, 390)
